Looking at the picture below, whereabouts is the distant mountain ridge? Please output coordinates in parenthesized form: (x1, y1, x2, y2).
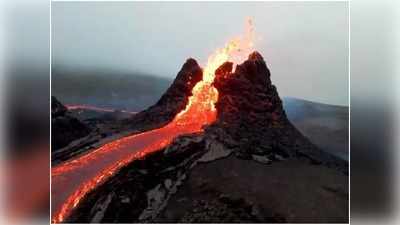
(52, 67, 348, 111)
(52, 67, 172, 111)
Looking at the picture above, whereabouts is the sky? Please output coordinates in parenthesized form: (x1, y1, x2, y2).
(52, 1, 349, 106)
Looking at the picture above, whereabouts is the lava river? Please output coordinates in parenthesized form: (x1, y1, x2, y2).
(65, 104, 137, 114)
(51, 18, 255, 223)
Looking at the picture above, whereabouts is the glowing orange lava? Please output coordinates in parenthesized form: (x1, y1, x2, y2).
(51, 18, 255, 223)
(172, 17, 255, 129)
(66, 104, 137, 114)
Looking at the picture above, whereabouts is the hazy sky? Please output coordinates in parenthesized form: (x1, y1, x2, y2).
(52, 1, 349, 106)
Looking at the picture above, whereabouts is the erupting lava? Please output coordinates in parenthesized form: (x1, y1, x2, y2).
(173, 17, 255, 129)
(51, 18, 255, 223)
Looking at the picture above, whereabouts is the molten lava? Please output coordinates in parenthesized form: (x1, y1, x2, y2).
(51, 18, 255, 223)
(66, 104, 137, 114)
(172, 17, 255, 129)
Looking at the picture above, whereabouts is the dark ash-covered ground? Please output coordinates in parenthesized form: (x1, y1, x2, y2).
(159, 156, 348, 223)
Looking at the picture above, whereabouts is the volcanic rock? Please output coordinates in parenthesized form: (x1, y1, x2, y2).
(207, 51, 347, 172)
(52, 96, 68, 117)
(128, 59, 203, 131)
(51, 96, 91, 150)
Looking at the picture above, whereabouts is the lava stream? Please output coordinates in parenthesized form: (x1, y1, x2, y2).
(66, 104, 137, 114)
(51, 18, 255, 223)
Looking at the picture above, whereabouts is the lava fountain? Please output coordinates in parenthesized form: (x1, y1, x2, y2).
(172, 17, 255, 129)
(51, 18, 255, 223)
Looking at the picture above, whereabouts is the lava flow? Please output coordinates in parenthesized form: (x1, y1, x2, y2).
(51, 18, 255, 223)
(65, 104, 137, 114)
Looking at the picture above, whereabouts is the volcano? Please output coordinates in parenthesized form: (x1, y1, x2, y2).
(130, 51, 347, 172)
(59, 51, 348, 223)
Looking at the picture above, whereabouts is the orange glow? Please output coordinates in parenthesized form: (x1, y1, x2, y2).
(65, 104, 137, 114)
(51, 18, 255, 223)
(172, 17, 255, 128)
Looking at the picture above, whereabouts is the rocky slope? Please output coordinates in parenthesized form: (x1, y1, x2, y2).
(283, 97, 349, 160)
(51, 96, 91, 150)
(66, 52, 348, 223)
(206, 52, 347, 172)
(127, 59, 203, 131)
